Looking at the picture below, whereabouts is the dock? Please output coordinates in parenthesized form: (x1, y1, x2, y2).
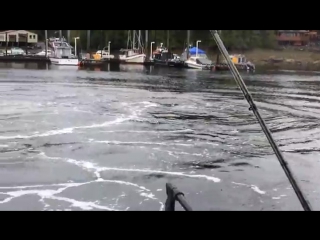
(79, 59, 107, 67)
(0, 55, 50, 63)
(79, 58, 155, 67)
(215, 63, 251, 71)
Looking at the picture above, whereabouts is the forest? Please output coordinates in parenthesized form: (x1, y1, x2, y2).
(30, 30, 277, 51)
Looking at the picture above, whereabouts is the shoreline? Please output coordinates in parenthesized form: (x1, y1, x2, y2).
(209, 49, 320, 71)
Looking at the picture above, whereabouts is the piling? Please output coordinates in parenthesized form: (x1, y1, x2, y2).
(45, 30, 48, 58)
(186, 30, 190, 59)
(145, 30, 149, 58)
(5, 33, 8, 56)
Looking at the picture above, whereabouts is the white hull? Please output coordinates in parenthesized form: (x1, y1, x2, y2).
(185, 61, 205, 69)
(50, 58, 78, 66)
(120, 54, 146, 64)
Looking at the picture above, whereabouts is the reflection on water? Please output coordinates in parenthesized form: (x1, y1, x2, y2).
(0, 63, 319, 211)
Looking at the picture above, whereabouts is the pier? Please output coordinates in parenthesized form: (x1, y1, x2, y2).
(0, 55, 50, 63)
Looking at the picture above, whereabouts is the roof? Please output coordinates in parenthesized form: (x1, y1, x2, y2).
(189, 47, 205, 55)
(0, 30, 37, 34)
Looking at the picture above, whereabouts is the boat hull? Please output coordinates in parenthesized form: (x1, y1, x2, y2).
(185, 60, 213, 70)
(119, 54, 146, 64)
(153, 59, 185, 68)
(50, 58, 79, 66)
(185, 61, 205, 69)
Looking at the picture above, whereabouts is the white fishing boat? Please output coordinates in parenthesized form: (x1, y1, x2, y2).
(183, 47, 213, 70)
(49, 46, 78, 66)
(119, 30, 146, 64)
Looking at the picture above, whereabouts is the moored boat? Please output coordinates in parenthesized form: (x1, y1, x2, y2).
(215, 54, 255, 72)
(183, 47, 214, 70)
(152, 44, 184, 68)
(49, 46, 78, 66)
(119, 30, 146, 64)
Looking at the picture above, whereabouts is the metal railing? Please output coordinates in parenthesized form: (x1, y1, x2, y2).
(164, 183, 193, 211)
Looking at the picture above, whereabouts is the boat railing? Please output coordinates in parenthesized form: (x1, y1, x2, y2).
(164, 183, 193, 211)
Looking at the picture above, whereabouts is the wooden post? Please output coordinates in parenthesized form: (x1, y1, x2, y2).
(59, 30, 62, 41)
(45, 30, 48, 58)
(187, 30, 190, 59)
(145, 30, 149, 58)
(25, 34, 28, 55)
(5, 33, 7, 56)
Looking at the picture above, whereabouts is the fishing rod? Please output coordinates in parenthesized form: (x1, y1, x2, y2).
(209, 30, 312, 211)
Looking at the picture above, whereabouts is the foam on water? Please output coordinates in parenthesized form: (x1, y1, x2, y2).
(232, 182, 266, 195)
(0, 178, 162, 211)
(0, 117, 128, 140)
(40, 153, 221, 183)
(93, 140, 194, 147)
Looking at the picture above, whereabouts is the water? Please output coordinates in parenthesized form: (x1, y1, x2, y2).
(0, 62, 320, 211)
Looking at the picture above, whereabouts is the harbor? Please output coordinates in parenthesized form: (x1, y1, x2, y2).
(0, 30, 256, 71)
(1, 29, 320, 210)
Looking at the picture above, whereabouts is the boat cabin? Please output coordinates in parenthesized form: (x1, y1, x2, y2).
(153, 51, 173, 61)
(120, 48, 142, 57)
(53, 46, 75, 59)
(153, 43, 168, 54)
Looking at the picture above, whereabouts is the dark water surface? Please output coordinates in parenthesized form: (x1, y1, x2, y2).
(0, 62, 320, 211)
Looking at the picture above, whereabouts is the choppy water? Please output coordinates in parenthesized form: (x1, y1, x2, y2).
(0, 62, 320, 211)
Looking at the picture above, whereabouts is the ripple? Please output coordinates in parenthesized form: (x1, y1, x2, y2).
(0, 68, 319, 210)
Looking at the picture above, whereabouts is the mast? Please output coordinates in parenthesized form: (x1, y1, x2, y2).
(216, 30, 221, 64)
(186, 30, 190, 59)
(145, 30, 149, 58)
(67, 30, 70, 43)
(133, 30, 136, 49)
(138, 30, 141, 48)
(127, 30, 130, 49)
(87, 30, 90, 51)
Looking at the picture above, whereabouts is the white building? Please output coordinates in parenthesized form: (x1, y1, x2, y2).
(0, 30, 38, 44)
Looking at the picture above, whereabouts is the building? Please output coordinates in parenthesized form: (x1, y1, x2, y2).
(276, 30, 310, 46)
(308, 30, 319, 43)
(0, 30, 38, 47)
